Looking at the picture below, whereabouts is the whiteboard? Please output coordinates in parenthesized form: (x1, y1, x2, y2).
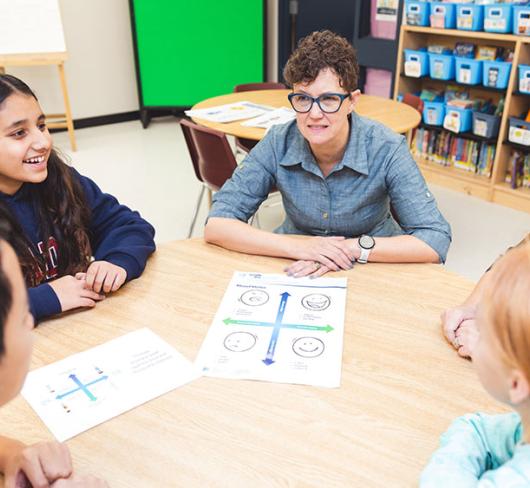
(0, 0, 66, 55)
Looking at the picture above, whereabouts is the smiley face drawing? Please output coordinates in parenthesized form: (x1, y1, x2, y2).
(223, 332, 257, 352)
(240, 289, 269, 306)
(292, 337, 325, 358)
(301, 293, 331, 311)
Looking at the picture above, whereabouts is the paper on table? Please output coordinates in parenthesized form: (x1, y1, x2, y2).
(241, 107, 296, 129)
(22, 328, 199, 441)
(195, 272, 347, 388)
(185, 102, 273, 123)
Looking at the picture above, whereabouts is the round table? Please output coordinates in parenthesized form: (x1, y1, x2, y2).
(190, 89, 421, 140)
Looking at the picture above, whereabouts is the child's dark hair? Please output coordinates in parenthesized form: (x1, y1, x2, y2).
(0, 222, 13, 357)
(0, 74, 92, 285)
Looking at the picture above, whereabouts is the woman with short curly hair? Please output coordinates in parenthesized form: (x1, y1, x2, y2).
(205, 30, 451, 276)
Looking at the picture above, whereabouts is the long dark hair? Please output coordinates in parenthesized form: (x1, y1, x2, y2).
(0, 74, 92, 286)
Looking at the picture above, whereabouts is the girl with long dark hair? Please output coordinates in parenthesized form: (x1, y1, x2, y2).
(0, 74, 155, 323)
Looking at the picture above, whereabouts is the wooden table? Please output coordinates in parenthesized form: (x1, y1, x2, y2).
(0, 240, 506, 487)
(191, 90, 421, 140)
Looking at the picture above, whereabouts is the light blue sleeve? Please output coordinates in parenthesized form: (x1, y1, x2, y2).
(420, 412, 522, 488)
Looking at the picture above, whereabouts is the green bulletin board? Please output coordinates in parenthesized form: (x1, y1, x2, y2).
(130, 0, 264, 112)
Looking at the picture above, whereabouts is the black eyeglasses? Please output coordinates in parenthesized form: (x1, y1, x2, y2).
(288, 92, 351, 113)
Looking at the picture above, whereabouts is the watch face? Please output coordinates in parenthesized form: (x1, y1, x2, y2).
(359, 235, 375, 250)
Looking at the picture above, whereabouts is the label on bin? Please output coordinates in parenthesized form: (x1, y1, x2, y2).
(509, 126, 530, 146)
(430, 14, 445, 28)
(486, 67, 499, 88)
(459, 67, 472, 84)
(404, 60, 422, 77)
(485, 18, 506, 30)
(444, 111, 461, 133)
(432, 60, 444, 79)
(474, 119, 488, 137)
(520, 76, 530, 93)
(457, 16, 473, 29)
(426, 108, 438, 125)
(517, 13, 530, 35)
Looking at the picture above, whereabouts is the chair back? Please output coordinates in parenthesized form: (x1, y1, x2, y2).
(234, 82, 286, 93)
(402, 93, 424, 114)
(180, 119, 203, 183)
(179, 119, 238, 192)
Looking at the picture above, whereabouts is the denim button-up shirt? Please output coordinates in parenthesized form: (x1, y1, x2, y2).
(208, 113, 452, 262)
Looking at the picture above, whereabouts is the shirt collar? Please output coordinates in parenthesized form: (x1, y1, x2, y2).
(279, 112, 369, 176)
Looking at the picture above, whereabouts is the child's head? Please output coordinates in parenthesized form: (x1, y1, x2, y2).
(0, 74, 52, 195)
(475, 243, 530, 407)
(0, 227, 34, 406)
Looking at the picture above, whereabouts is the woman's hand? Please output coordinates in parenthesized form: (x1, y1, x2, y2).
(284, 260, 332, 278)
(49, 276, 105, 312)
(84, 261, 127, 294)
(3, 440, 73, 488)
(295, 236, 354, 271)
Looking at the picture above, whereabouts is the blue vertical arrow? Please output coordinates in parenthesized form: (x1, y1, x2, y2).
(263, 292, 290, 365)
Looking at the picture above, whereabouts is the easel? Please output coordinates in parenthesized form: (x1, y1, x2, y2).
(0, 52, 77, 151)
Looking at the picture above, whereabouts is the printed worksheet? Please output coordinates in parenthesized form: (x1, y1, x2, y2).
(195, 272, 347, 388)
(241, 107, 296, 129)
(184, 102, 273, 123)
(22, 328, 198, 441)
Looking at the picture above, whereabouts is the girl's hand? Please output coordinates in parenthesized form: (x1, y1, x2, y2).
(4, 440, 73, 488)
(441, 305, 477, 350)
(49, 276, 105, 312)
(84, 261, 127, 294)
(284, 260, 331, 278)
(454, 319, 480, 359)
(51, 474, 109, 487)
(295, 237, 354, 271)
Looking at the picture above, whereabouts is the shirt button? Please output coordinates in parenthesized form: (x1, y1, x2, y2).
(323, 212, 328, 219)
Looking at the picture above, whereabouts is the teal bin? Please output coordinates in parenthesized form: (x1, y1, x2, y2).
(456, 4, 484, 31)
(455, 57, 482, 85)
(429, 53, 455, 80)
(514, 5, 530, 35)
(429, 2, 456, 28)
(484, 4, 513, 33)
(404, 49, 429, 77)
(405, 0, 430, 26)
(483, 60, 511, 89)
(423, 101, 445, 126)
(444, 106, 473, 133)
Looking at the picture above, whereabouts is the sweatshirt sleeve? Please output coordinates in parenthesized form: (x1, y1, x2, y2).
(75, 170, 156, 280)
(28, 283, 62, 324)
(420, 413, 522, 488)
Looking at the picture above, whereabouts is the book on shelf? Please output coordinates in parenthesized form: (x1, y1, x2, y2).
(411, 127, 495, 178)
(505, 149, 530, 189)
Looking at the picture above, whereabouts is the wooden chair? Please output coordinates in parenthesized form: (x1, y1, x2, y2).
(180, 119, 238, 238)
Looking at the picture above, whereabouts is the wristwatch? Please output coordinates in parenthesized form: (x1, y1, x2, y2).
(357, 235, 375, 264)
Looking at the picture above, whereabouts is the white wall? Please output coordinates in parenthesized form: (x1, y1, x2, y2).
(9, 0, 138, 119)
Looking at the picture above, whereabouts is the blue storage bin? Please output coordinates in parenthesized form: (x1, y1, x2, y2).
(519, 64, 530, 94)
(455, 57, 482, 85)
(444, 106, 473, 133)
(423, 101, 445, 125)
(509, 117, 530, 146)
(429, 2, 456, 29)
(472, 112, 500, 139)
(513, 5, 530, 35)
(456, 4, 484, 31)
(405, 0, 430, 26)
(484, 4, 513, 33)
(429, 53, 455, 80)
(404, 49, 429, 77)
(483, 60, 511, 89)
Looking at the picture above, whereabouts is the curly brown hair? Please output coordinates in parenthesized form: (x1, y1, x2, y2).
(283, 30, 359, 93)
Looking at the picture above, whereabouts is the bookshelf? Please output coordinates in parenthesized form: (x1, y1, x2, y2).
(394, 24, 530, 213)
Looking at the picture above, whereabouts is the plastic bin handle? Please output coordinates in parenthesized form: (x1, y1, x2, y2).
(461, 8, 472, 15)
(520, 12, 530, 20)
(525, 72, 530, 79)
(433, 6, 445, 14)
(461, 64, 471, 69)
(490, 9, 501, 17)
(409, 5, 419, 13)
(409, 55, 419, 62)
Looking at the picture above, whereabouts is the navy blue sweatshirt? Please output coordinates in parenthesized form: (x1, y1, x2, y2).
(0, 168, 156, 322)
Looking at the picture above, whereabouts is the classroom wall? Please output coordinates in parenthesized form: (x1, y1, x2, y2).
(8, 0, 138, 120)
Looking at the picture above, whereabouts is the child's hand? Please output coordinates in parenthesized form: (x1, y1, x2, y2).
(454, 319, 479, 359)
(51, 474, 109, 487)
(84, 261, 127, 294)
(441, 305, 477, 349)
(3, 440, 73, 488)
(49, 276, 105, 312)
